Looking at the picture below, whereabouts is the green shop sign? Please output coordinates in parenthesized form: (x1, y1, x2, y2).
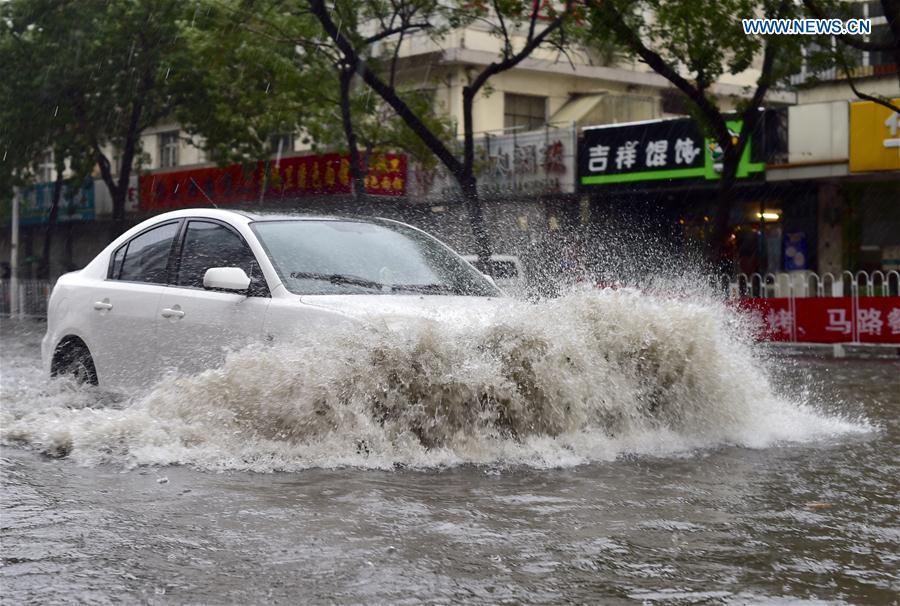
(578, 118, 764, 187)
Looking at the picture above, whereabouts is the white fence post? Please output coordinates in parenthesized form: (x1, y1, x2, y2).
(841, 270, 858, 343)
(1, 279, 54, 318)
(888, 271, 900, 296)
(9, 187, 19, 318)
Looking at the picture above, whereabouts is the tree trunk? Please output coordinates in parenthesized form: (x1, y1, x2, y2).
(710, 107, 767, 270)
(101, 145, 137, 242)
(98, 99, 143, 242)
(108, 183, 129, 241)
(461, 86, 491, 266)
(339, 63, 367, 203)
(64, 221, 75, 272)
(709, 148, 740, 270)
(98, 156, 128, 242)
(37, 170, 65, 279)
(460, 173, 492, 269)
(113, 128, 141, 240)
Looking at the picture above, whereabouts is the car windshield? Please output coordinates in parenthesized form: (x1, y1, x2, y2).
(251, 219, 500, 297)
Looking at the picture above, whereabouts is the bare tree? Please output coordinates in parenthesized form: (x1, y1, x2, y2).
(307, 0, 576, 265)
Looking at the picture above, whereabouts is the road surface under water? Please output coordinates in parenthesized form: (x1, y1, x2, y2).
(1, 298, 898, 605)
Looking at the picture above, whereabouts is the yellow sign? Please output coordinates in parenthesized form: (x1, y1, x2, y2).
(849, 99, 900, 173)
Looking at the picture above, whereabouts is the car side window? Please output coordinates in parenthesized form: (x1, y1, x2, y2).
(176, 220, 257, 289)
(110, 246, 126, 279)
(113, 221, 180, 283)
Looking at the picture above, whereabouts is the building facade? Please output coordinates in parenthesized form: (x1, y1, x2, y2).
(3, 9, 897, 282)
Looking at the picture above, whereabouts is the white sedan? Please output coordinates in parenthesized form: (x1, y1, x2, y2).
(42, 209, 503, 389)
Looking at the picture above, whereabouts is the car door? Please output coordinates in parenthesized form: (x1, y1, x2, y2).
(85, 219, 181, 388)
(156, 219, 270, 378)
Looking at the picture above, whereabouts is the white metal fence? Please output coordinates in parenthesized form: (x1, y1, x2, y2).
(0, 279, 54, 318)
(715, 270, 900, 299)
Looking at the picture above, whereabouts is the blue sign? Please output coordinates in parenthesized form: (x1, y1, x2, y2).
(783, 232, 808, 271)
(19, 178, 95, 225)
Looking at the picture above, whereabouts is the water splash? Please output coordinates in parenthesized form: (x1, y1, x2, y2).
(1, 289, 870, 471)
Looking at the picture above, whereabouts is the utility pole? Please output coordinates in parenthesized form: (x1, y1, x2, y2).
(10, 187, 20, 318)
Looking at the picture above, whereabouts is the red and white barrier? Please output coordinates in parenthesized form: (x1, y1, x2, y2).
(722, 270, 900, 344)
(739, 296, 900, 344)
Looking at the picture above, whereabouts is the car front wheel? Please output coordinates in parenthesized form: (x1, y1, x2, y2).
(52, 340, 99, 386)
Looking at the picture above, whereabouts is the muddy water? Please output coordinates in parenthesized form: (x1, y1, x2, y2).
(2, 310, 898, 604)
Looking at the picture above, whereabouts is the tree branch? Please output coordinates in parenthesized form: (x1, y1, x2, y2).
(70, 94, 118, 199)
(468, 1, 572, 97)
(526, 0, 539, 42)
(491, 0, 514, 59)
(836, 49, 900, 112)
(585, 0, 731, 145)
(306, 0, 463, 176)
(389, 28, 405, 88)
(803, 0, 898, 52)
(734, 35, 777, 158)
(364, 21, 432, 45)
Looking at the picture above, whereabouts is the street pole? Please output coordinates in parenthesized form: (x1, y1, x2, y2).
(10, 186, 19, 318)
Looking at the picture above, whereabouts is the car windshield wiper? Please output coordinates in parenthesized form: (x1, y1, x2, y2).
(289, 271, 384, 290)
(389, 283, 455, 294)
(288, 272, 455, 294)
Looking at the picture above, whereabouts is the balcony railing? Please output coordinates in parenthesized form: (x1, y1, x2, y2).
(790, 62, 897, 86)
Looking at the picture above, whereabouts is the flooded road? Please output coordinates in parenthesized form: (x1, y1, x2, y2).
(2, 312, 898, 605)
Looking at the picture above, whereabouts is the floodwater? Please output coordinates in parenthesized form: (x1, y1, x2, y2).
(1, 291, 898, 605)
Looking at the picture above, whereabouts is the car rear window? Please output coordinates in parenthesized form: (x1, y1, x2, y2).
(113, 221, 180, 283)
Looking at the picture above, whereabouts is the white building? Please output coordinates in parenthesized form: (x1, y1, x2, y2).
(6, 3, 897, 280)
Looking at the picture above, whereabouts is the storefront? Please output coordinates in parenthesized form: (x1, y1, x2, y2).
(577, 115, 777, 269)
(137, 152, 407, 213)
(846, 98, 900, 272)
(767, 98, 900, 275)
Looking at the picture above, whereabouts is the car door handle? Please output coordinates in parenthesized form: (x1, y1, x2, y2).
(161, 307, 185, 319)
(93, 300, 113, 311)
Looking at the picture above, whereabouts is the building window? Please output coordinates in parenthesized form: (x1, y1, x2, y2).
(868, 24, 893, 67)
(504, 94, 546, 132)
(38, 150, 54, 183)
(158, 131, 180, 168)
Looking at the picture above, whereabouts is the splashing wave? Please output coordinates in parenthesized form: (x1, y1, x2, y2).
(1, 290, 870, 471)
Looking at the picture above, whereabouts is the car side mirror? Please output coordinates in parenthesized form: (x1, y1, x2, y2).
(203, 267, 251, 291)
(483, 274, 496, 286)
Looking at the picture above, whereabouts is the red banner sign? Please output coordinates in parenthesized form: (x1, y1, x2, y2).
(138, 153, 407, 211)
(740, 297, 900, 344)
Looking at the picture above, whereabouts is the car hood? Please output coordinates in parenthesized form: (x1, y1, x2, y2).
(298, 294, 512, 329)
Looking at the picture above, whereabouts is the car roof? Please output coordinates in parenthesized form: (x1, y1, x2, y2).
(146, 208, 399, 226)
